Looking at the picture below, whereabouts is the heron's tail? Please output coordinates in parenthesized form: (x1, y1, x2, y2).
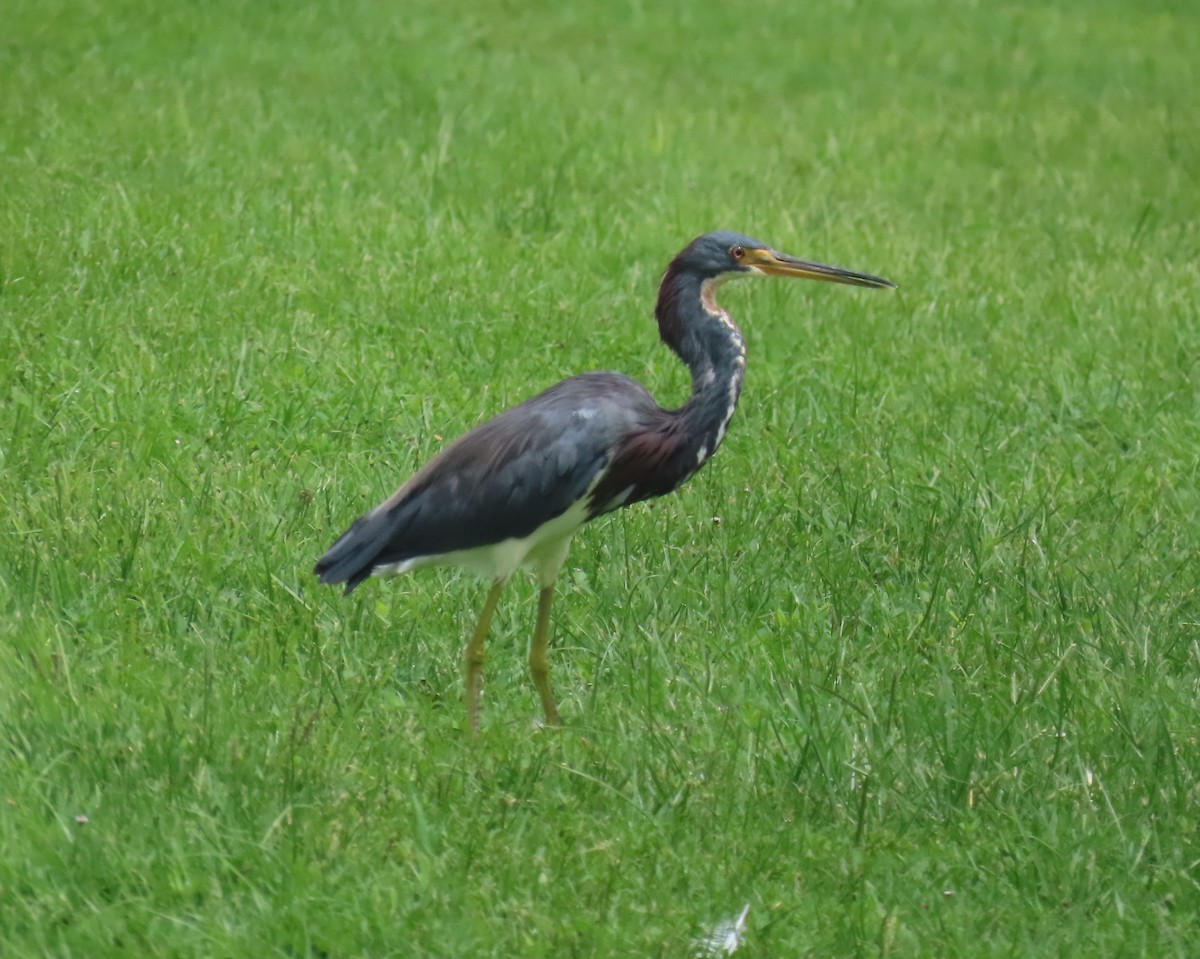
(313, 515, 388, 594)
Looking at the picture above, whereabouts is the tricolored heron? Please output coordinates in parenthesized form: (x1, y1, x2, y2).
(315, 231, 893, 732)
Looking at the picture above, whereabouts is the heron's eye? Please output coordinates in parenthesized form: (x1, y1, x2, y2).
(731, 245, 745, 260)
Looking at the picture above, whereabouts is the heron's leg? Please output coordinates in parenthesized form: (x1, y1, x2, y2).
(529, 582, 562, 726)
(465, 580, 504, 735)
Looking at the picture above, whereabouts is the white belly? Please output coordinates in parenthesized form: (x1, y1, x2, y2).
(372, 495, 591, 587)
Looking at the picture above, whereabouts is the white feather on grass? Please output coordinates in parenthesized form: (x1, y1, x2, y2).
(693, 902, 751, 956)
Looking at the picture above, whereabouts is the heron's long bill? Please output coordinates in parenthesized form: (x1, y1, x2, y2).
(748, 248, 895, 289)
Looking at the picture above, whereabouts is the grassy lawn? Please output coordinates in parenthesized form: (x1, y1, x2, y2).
(3, 0, 1198, 954)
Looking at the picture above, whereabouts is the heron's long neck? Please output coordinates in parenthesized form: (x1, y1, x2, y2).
(656, 270, 747, 459)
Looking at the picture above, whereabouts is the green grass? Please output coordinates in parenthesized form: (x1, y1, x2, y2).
(2, 0, 1199, 954)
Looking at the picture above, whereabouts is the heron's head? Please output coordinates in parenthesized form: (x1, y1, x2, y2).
(676, 231, 895, 289)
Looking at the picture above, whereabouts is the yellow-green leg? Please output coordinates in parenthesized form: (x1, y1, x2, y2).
(529, 583, 562, 726)
(465, 580, 504, 735)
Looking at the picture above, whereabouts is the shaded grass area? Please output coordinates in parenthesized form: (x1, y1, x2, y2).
(2, 0, 1199, 954)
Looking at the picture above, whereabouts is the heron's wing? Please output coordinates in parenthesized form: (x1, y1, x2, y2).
(314, 373, 657, 592)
